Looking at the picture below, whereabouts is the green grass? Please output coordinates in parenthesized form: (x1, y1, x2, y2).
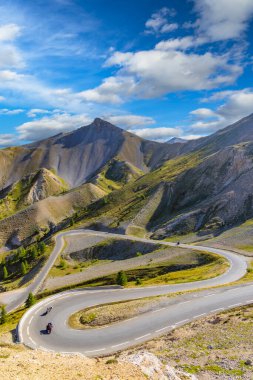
(75, 150, 204, 228)
(49, 257, 111, 278)
(57, 251, 228, 288)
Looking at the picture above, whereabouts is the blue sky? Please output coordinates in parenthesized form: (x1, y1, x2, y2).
(0, 0, 253, 146)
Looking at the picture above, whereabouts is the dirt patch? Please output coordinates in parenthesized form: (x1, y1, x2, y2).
(69, 238, 162, 261)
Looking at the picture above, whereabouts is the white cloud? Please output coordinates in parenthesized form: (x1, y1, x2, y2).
(145, 7, 178, 35)
(194, 0, 253, 41)
(16, 113, 91, 141)
(190, 108, 217, 118)
(0, 108, 23, 115)
(78, 76, 137, 104)
(103, 114, 155, 129)
(98, 48, 241, 102)
(0, 133, 16, 146)
(0, 24, 21, 41)
(27, 109, 51, 118)
(189, 89, 253, 133)
(0, 95, 5, 101)
(0, 44, 23, 68)
(130, 126, 182, 141)
(155, 36, 207, 51)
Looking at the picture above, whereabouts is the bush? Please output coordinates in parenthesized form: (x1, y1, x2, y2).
(135, 277, 142, 285)
(26, 292, 36, 308)
(116, 270, 128, 286)
(2, 265, 8, 280)
(80, 313, 96, 324)
(21, 262, 27, 275)
(106, 359, 118, 364)
(59, 258, 67, 269)
(0, 305, 7, 324)
(136, 252, 143, 257)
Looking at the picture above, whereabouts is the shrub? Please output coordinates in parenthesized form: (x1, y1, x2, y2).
(26, 292, 36, 308)
(2, 265, 8, 280)
(0, 305, 7, 324)
(59, 258, 67, 269)
(135, 277, 142, 285)
(136, 252, 142, 257)
(116, 270, 128, 286)
(80, 313, 96, 324)
(21, 262, 27, 275)
(106, 359, 118, 364)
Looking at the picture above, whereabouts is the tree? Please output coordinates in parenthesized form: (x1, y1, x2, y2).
(0, 305, 7, 324)
(30, 246, 38, 260)
(2, 265, 8, 280)
(26, 292, 36, 308)
(116, 270, 128, 286)
(38, 242, 46, 254)
(21, 262, 27, 276)
(69, 218, 74, 227)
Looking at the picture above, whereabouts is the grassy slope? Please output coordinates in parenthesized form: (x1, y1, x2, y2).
(0, 169, 69, 221)
(79, 150, 204, 229)
(61, 251, 228, 288)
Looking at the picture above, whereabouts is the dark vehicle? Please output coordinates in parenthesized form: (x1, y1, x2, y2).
(176, 241, 180, 246)
(46, 322, 53, 334)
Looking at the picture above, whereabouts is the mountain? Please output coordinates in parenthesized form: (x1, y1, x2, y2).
(79, 113, 253, 239)
(167, 137, 187, 144)
(0, 118, 181, 190)
(1, 113, 253, 247)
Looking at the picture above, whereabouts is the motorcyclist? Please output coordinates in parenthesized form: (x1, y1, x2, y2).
(46, 306, 52, 314)
(46, 322, 53, 334)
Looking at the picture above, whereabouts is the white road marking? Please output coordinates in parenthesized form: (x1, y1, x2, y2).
(193, 313, 206, 318)
(180, 301, 191, 305)
(155, 326, 172, 333)
(228, 303, 242, 308)
(111, 341, 130, 348)
(135, 333, 151, 341)
(29, 337, 37, 346)
(84, 348, 106, 353)
(211, 308, 224, 312)
(174, 319, 189, 325)
(152, 308, 166, 313)
(203, 294, 215, 298)
(26, 327, 29, 336)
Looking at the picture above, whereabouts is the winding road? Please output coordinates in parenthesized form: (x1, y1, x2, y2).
(11, 229, 252, 356)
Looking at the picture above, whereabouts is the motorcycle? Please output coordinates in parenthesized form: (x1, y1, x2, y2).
(46, 322, 53, 334)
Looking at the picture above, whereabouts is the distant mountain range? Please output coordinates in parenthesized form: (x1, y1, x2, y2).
(1, 114, 253, 247)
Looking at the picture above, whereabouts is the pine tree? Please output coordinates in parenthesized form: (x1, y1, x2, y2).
(25, 292, 36, 308)
(116, 270, 128, 286)
(21, 262, 27, 276)
(0, 305, 7, 324)
(38, 242, 46, 254)
(30, 246, 38, 260)
(2, 265, 8, 280)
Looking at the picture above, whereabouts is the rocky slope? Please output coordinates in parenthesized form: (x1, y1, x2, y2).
(0, 168, 68, 220)
(1, 113, 253, 245)
(0, 118, 178, 190)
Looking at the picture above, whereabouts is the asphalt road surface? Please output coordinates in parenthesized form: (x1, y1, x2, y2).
(16, 229, 252, 356)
